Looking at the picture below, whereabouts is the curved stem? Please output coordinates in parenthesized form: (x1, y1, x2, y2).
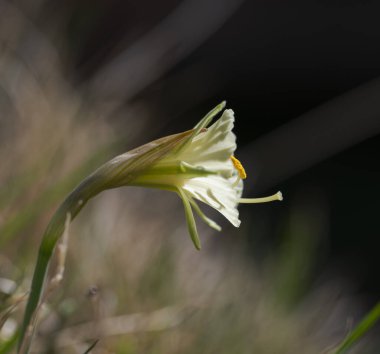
(17, 128, 194, 353)
(18, 183, 92, 353)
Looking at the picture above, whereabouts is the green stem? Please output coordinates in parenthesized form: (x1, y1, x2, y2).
(18, 177, 97, 353)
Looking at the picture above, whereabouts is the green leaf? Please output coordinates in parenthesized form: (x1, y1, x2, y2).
(332, 301, 380, 354)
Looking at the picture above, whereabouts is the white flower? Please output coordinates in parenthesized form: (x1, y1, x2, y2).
(131, 102, 282, 249)
(20, 102, 282, 350)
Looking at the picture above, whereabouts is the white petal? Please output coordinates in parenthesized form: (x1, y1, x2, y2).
(182, 175, 243, 227)
(161, 109, 237, 177)
(183, 109, 236, 167)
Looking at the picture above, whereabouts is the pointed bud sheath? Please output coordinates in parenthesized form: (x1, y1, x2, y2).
(41, 129, 194, 253)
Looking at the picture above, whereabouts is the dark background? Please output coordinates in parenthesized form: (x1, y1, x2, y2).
(15, 0, 380, 300)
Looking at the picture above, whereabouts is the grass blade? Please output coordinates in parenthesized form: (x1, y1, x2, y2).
(332, 301, 380, 354)
(82, 339, 99, 354)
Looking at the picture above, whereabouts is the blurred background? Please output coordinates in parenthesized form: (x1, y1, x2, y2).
(0, 0, 380, 353)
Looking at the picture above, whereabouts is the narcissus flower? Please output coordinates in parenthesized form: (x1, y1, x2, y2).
(41, 101, 281, 252)
(129, 101, 283, 249)
(20, 102, 283, 351)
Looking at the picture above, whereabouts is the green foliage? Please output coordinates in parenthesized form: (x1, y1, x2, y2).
(332, 302, 380, 354)
(0, 332, 18, 354)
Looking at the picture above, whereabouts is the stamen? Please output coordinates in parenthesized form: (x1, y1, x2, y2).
(230, 156, 247, 179)
(239, 191, 283, 204)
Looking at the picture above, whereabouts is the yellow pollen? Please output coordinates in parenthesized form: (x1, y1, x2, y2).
(230, 156, 247, 179)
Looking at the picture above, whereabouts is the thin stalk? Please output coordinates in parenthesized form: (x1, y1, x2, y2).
(18, 185, 92, 353)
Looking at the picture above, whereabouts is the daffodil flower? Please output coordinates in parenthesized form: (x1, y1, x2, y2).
(130, 101, 283, 249)
(19, 102, 282, 352)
